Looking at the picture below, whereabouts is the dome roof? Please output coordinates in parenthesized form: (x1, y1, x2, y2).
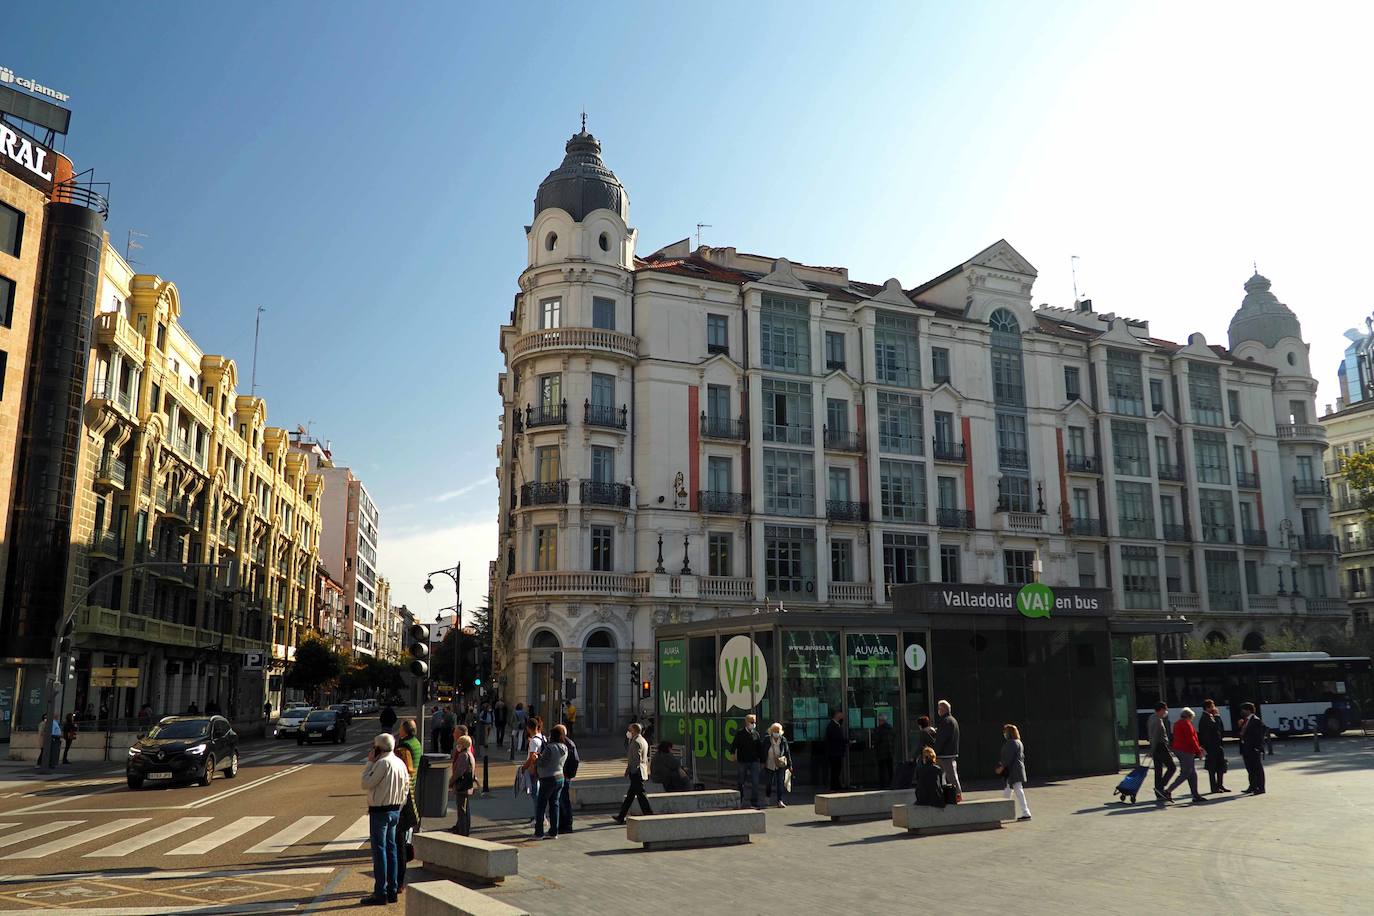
(1227, 272, 1303, 349)
(534, 128, 626, 222)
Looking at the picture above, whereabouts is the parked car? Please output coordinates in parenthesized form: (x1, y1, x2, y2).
(364, 697, 378, 712)
(329, 703, 354, 725)
(273, 707, 313, 739)
(127, 715, 238, 789)
(298, 709, 347, 745)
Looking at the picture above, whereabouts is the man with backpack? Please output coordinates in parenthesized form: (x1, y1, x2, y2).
(558, 727, 581, 833)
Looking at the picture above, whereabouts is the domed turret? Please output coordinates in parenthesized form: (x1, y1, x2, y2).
(534, 126, 627, 222)
(1227, 272, 1303, 349)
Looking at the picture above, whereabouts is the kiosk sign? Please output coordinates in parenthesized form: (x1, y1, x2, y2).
(1016, 583, 1055, 619)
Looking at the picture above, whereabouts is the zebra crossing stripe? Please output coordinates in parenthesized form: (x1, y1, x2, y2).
(167, 816, 273, 855)
(328, 750, 360, 763)
(0, 820, 83, 849)
(243, 815, 332, 854)
(83, 816, 213, 858)
(297, 751, 333, 762)
(322, 814, 370, 852)
(4, 818, 150, 859)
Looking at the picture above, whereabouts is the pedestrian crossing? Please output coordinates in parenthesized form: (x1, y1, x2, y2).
(234, 746, 368, 767)
(0, 813, 384, 860)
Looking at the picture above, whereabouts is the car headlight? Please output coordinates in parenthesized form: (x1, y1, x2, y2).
(128, 746, 142, 757)
(185, 744, 207, 756)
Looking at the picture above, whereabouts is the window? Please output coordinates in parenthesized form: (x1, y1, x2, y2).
(883, 532, 928, 586)
(1288, 400, 1308, 424)
(1245, 560, 1261, 595)
(878, 391, 922, 455)
(1296, 455, 1315, 482)
(592, 296, 616, 330)
(0, 349, 5, 400)
(590, 373, 614, 409)
(706, 384, 731, 420)
(538, 373, 561, 410)
(0, 274, 14, 327)
(1003, 549, 1037, 586)
(827, 467, 851, 503)
(1233, 445, 1248, 477)
(762, 378, 813, 444)
(826, 398, 849, 434)
(940, 545, 961, 583)
(540, 297, 561, 329)
(760, 295, 809, 372)
(708, 533, 732, 577)
(1165, 555, 1188, 594)
(765, 525, 816, 598)
(156, 324, 167, 351)
(1227, 390, 1241, 423)
(831, 538, 854, 582)
(1193, 431, 1230, 484)
(996, 413, 1028, 469)
(825, 331, 845, 371)
(937, 476, 958, 510)
(1067, 426, 1087, 461)
(1111, 420, 1149, 477)
(1116, 481, 1155, 537)
(931, 346, 951, 385)
(1077, 551, 1097, 588)
(1106, 349, 1144, 415)
(1121, 546, 1160, 608)
(1198, 489, 1235, 543)
(880, 459, 926, 522)
(1064, 365, 1081, 401)
(1188, 363, 1224, 426)
(1149, 378, 1165, 413)
(0, 202, 22, 257)
(707, 313, 728, 354)
(1204, 551, 1241, 611)
(1238, 501, 1255, 532)
(933, 411, 954, 450)
(535, 446, 560, 482)
(991, 350, 1024, 406)
(1305, 565, 1326, 597)
(590, 446, 614, 484)
(1072, 487, 1092, 520)
(590, 526, 614, 571)
(1348, 567, 1366, 596)
(534, 527, 557, 571)
(874, 312, 919, 387)
(763, 448, 815, 516)
(998, 475, 1031, 512)
(708, 456, 732, 494)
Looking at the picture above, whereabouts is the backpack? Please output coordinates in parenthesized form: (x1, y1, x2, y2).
(564, 740, 581, 780)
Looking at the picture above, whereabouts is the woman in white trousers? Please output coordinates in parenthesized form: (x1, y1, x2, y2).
(998, 723, 1032, 821)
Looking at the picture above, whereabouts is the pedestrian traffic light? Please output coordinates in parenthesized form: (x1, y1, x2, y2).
(630, 661, 641, 685)
(640, 678, 652, 699)
(474, 677, 482, 687)
(407, 622, 430, 678)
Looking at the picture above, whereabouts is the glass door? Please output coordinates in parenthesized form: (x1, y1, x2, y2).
(585, 662, 613, 735)
(843, 632, 902, 788)
(901, 631, 931, 760)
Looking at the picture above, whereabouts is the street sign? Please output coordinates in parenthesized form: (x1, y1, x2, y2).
(115, 667, 139, 688)
(89, 666, 114, 687)
(243, 652, 264, 670)
(116, 667, 139, 678)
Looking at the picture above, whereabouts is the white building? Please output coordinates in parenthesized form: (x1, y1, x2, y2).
(493, 128, 1347, 731)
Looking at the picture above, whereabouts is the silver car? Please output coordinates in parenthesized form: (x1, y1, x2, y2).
(273, 707, 313, 739)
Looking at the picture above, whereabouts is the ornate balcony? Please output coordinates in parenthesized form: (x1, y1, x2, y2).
(522, 401, 568, 430)
(823, 426, 863, 453)
(94, 455, 128, 490)
(95, 311, 145, 361)
(1118, 517, 1156, 539)
(932, 439, 966, 463)
(700, 414, 747, 441)
(511, 326, 639, 364)
(936, 508, 975, 530)
(997, 511, 1045, 534)
(89, 530, 122, 559)
(1297, 533, 1336, 552)
(580, 480, 631, 508)
(1068, 517, 1106, 537)
(521, 480, 569, 507)
(827, 500, 870, 523)
(698, 490, 748, 514)
(1201, 525, 1236, 544)
(998, 448, 1029, 470)
(830, 582, 874, 603)
(1293, 477, 1329, 497)
(585, 401, 628, 430)
(507, 571, 649, 597)
(1276, 423, 1327, 444)
(1065, 453, 1101, 474)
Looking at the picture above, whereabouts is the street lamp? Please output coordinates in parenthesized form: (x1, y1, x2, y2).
(436, 607, 460, 695)
(423, 564, 461, 699)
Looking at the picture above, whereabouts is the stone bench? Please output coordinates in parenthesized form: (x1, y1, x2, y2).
(892, 799, 1017, 835)
(411, 832, 518, 886)
(626, 809, 765, 850)
(644, 789, 739, 814)
(568, 780, 663, 809)
(814, 790, 913, 821)
(405, 880, 528, 916)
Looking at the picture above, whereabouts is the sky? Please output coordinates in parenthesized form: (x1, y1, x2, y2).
(7, 2, 1373, 617)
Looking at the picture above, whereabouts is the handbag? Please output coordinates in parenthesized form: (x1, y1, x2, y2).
(783, 769, 793, 793)
(994, 763, 1005, 776)
(942, 784, 958, 805)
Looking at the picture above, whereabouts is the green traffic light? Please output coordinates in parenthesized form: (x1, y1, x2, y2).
(474, 678, 482, 686)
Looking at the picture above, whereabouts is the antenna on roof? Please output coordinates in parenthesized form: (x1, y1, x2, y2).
(1070, 255, 1081, 301)
(581, 109, 586, 132)
(695, 223, 712, 249)
(250, 306, 265, 396)
(125, 229, 148, 264)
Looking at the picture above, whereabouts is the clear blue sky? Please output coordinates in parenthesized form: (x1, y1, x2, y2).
(8, 2, 1368, 615)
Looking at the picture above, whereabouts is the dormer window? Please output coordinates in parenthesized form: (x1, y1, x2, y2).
(545, 231, 557, 252)
(598, 232, 610, 252)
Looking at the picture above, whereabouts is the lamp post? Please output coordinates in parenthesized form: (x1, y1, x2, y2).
(436, 607, 460, 697)
(424, 564, 461, 702)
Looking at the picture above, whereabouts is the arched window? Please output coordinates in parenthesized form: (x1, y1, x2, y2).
(1241, 631, 1265, 652)
(989, 308, 1022, 347)
(545, 231, 558, 252)
(531, 630, 560, 649)
(585, 628, 616, 649)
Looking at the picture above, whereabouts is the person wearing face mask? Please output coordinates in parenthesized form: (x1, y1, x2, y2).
(611, 722, 654, 824)
(729, 713, 766, 809)
(763, 722, 794, 808)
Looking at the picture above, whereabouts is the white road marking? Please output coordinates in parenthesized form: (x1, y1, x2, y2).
(0, 821, 84, 849)
(166, 815, 272, 855)
(327, 750, 360, 763)
(243, 815, 332, 854)
(297, 751, 333, 762)
(3, 818, 149, 858)
(321, 814, 370, 852)
(83, 816, 212, 857)
(0, 904, 304, 915)
(0, 825, 15, 834)
(185, 764, 308, 808)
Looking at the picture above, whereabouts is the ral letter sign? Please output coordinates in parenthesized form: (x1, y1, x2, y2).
(243, 652, 264, 670)
(1016, 583, 1054, 619)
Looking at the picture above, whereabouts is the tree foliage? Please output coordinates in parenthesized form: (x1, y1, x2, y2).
(285, 638, 346, 699)
(1339, 451, 1374, 513)
(428, 600, 494, 694)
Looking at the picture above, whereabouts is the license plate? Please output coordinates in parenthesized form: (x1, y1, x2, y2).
(147, 772, 173, 780)
(309, 732, 321, 737)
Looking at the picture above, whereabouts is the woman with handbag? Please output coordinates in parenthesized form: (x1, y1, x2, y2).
(449, 734, 477, 835)
(997, 723, 1032, 821)
(913, 746, 946, 807)
(1166, 707, 1208, 804)
(764, 723, 793, 808)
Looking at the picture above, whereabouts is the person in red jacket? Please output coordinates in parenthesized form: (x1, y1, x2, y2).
(1165, 707, 1208, 804)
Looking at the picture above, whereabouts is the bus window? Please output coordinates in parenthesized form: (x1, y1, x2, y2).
(1259, 677, 1292, 704)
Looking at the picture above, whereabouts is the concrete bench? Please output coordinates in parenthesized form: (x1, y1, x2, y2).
(626, 809, 765, 850)
(814, 790, 913, 821)
(892, 799, 1017, 835)
(411, 832, 518, 886)
(644, 789, 739, 814)
(405, 880, 528, 916)
(568, 780, 663, 809)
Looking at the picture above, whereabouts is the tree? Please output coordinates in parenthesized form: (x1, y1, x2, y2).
(1339, 451, 1374, 514)
(428, 600, 494, 696)
(285, 638, 346, 702)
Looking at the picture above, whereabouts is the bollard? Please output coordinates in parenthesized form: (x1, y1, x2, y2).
(1313, 729, 1321, 753)
(482, 754, 490, 796)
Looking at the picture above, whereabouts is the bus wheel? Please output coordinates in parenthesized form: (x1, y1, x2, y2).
(1323, 715, 1343, 737)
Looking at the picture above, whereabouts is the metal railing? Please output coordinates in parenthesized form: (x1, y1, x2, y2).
(1069, 517, 1106, 537)
(579, 480, 631, 507)
(524, 401, 568, 429)
(823, 426, 863, 452)
(698, 490, 748, 514)
(1118, 517, 1156, 538)
(1201, 525, 1236, 544)
(1235, 470, 1259, 489)
(521, 480, 569, 506)
(1157, 463, 1185, 482)
(95, 455, 128, 488)
(937, 508, 975, 530)
(700, 414, 747, 440)
(827, 500, 870, 523)
(584, 401, 628, 430)
(1242, 528, 1268, 547)
(1065, 453, 1100, 474)
(1293, 477, 1329, 496)
(1297, 533, 1335, 551)
(1162, 523, 1190, 542)
(932, 439, 966, 462)
(998, 448, 1029, 469)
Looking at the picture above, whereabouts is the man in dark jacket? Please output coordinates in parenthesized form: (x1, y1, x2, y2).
(872, 714, 896, 789)
(824, 709, 847, 791)
(1197, 699, 1228, 794)
(1238, 702, 1266, 795)
(1148, 702, 1176, 803)
(934, 700, 962, 801)
(729, 714, 765, 808)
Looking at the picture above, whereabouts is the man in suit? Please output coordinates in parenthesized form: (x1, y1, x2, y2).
(824, 709, 847, 791)
(1148, 702, 1176, 803)
(934, 700, 963, 802)
(612, 722, 654, 824)
(1238, 702, 1267, 795)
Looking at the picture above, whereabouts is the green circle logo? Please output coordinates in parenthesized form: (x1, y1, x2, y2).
(1016, 583, 1054, 619)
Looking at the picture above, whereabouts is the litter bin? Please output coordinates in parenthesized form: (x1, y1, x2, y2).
(418, 752, 451, 818)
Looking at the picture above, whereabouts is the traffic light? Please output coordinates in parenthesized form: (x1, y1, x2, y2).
(564, 677, 577, 700)
(630, 661, 641, 685)
(58, 620, 74, 681)
(551, 650, 564, 682)
(474, 677, 482, 687)
(407, 623, 430, 678)
(640, 678, 652, 699)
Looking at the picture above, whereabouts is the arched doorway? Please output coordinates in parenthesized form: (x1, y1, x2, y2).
(582, 628, 618, 735)
(1205, 630, 1227, 645)
(529, 630, 561, 723)
(1242, 631, 1265, 652)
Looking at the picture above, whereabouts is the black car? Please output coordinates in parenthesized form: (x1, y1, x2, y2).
(298, 709, 347, 745)
(127, 715, 238, 789)
(328, 703, 354, 725)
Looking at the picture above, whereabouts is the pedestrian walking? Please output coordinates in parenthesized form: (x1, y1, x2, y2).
(137, 704, 153, 730)
(359, 733, 409, 906)
(934, 699, 962, 801)
(479, 704, 495, 749)
(428, 707, 444, 753)
(763, 722, 794, 808)
(440, 706, 456, 754)
(521, 720, 546, 829)
(612, 722, 654, 823)
(533, 723, 569, 839)
(650, 741, 692, 792)
(494, 700, 508, 747)
(824, 709, 847, 790)
(61, 713, 78, 764)
(559, 728, 580, 833)
(1148, 702, 1177, 804)
(393, 719, 423, 894)
(1166, 707, 1207, 803)
(448, 734, 476, 835)
(187, 701, 199, 715)
(873, 713, 895, 788)
(379, 705, 397, 732)
(996, 723, 1032, 821)
(913, 746, 947, 807)
(730, 714, 765, 808)
(1198, 699, 1230, 794)
(512, 703, 528, 751)
(1238, 702, 1267, 795)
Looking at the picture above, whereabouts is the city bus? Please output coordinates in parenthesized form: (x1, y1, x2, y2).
(1133, 653, 1371, 738)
